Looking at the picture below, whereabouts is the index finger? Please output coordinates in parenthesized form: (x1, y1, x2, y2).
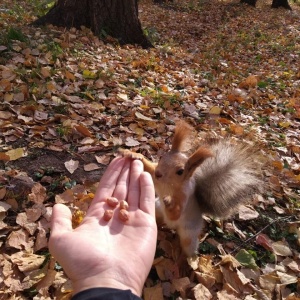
(91, 157, 126, 208)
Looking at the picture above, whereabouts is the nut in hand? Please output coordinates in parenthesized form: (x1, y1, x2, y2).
(120, 200, 129, 210)
(103, 209, 114, 221)
(106, 196, 119, 208)
(118, 209, 129, 222)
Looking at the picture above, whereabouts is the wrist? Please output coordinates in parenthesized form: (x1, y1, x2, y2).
(72, 275, 142, 297)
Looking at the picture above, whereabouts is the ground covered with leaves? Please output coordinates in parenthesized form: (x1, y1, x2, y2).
(0, 0, 300, 299)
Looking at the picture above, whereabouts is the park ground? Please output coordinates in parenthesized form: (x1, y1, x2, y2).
(0, 0, 300, 299)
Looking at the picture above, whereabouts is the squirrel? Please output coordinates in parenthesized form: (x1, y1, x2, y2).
(120, 120, 264, 257)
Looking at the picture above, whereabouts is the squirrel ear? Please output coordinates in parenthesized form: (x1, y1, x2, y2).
(185, 147, 213, 178)
(171, 121, 194, 152)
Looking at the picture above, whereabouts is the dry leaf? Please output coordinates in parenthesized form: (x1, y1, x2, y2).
(5, 148, 26, 161)
(209, 106, 222, 115)
(84, 163, 100, 171)
(65, 159, 79, 174)
(0, 201, 11, 212)
(95, 154, 111, 165)
(125, 136, 140, 147)
(135, 111, 153, 121)
(144, 284, 164, 300)
(271, 241, 292, 257)
(238, 205, 259, 220)
(192, 283, 213, 300)
(28, 183, 47, 204)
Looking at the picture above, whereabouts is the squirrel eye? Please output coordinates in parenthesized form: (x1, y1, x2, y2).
(176, 168, 184, 176)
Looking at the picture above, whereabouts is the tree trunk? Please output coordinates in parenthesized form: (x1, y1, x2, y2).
(240, 0, 258, 7)
(32, 0, 152, 48)
(271, 0, 292, 9)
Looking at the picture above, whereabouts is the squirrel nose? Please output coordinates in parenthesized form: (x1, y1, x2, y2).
(155, 170, 162, 179)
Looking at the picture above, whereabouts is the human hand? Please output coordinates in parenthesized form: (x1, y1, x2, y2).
(48, 157, 157, 296)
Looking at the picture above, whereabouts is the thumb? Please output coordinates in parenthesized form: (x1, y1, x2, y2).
(50, 203, 73, 236)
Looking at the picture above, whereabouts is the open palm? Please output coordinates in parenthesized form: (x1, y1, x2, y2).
(49, 158, 157, 296)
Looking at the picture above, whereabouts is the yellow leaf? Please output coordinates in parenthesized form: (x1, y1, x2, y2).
(82, 69, 97, 79)
(209, 106, 222, 115)
(72, 210, 85, 228)
(5, 148, 26, 161)
(84, 92, 95, 100)
(279, 121, 290, 128)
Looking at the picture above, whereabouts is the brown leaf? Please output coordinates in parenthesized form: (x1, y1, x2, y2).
(10, 252, 45, 272)
(192, 283, 213, 300)
(255, 233, 273, 251)
(144, 284, 164, 300)
(95, 154, 111, 165)
(74, 124, 92, 137)
(28, 183, 47, 204)
(238, 205, 259, 220)
(84, 163, 100, 171)
(0, 111, 12, 119)
(55, 189, 75, 204)
(125, 136, 140, 147)
(6, 228, 34, 250)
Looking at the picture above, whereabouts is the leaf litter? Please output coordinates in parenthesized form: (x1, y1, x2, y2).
(0, 0, 300, 299)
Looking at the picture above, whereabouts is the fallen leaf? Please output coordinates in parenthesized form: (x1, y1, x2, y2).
(192, 283, 213, 300)
(209, 106, 222, 115)
(238, 205, 259, 220)
(5, 148, 26, 161)
(144, 283, 164, 300)
(135, 111, 153, 121)
(84, 163, 100, 171)
(271, 241, 292, 257)
(125, 136, 140, 147)
(65, 159, 79, 174)
(235, 249, 258, 269)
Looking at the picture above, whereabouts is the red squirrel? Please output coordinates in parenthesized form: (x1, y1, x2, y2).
(121, 121, 263, 256)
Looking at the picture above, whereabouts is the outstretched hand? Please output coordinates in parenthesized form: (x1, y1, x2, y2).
(49, 157, 157, 296)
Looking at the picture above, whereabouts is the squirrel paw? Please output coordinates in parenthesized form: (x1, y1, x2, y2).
(118, 149, 144, 161)
(163, 196, 181, 221)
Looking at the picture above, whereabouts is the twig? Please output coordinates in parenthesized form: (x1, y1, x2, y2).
(229, 215, 294, 254)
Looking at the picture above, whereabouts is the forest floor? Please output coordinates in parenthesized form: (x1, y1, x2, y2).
(0, 0, 300, 299)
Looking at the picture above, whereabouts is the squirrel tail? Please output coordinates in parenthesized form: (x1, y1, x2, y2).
(194, 139, 264, 218)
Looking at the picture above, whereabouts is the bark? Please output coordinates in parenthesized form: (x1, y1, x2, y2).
(241, 0, 291, 9)
(271, 0, 292, 9)
(32, 0, 152, 48)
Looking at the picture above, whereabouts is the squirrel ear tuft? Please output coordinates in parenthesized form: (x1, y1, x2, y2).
(185, 147, 213, 177)
(171, 121, 194, 152)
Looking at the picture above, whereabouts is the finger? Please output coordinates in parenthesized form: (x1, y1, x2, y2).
(92, 157, 126, 205)
(127, 159, 143, 210)
(139, 172, 156, 216)
(113, 158, 130, 201)
(50, 203, 73, 235)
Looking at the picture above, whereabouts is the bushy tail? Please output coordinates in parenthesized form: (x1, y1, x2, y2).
(194, 139, 264, 218)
